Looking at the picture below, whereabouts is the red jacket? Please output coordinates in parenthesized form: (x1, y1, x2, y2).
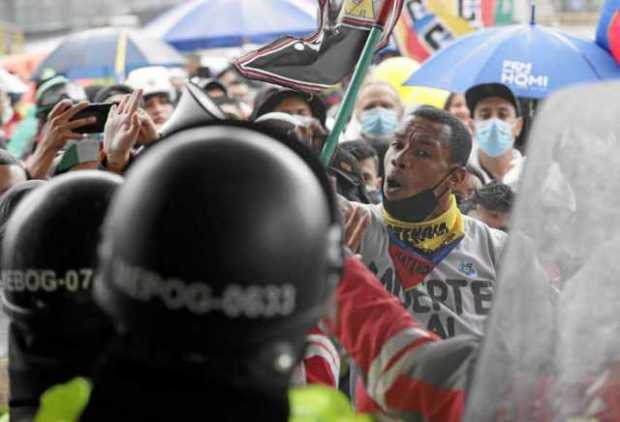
(299, 325, 340, 387)
(327, 257, 479, 422)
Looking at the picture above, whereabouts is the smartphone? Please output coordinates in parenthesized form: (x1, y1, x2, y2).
(69, 103, 113, 134)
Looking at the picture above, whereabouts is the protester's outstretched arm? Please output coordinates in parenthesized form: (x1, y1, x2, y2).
(24, 100, 93, 179)
(338, 196, 371, 253)
(326, 256, 479, 421)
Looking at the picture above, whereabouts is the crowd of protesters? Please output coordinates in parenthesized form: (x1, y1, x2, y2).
(0, 43, 578, 422)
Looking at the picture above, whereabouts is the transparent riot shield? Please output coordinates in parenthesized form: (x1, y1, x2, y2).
(465, 81, 620, 422)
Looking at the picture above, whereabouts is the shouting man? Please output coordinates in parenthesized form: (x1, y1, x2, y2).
(343, 106, 506, 339)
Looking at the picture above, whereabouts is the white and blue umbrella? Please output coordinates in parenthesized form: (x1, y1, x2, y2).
(32, 27, 186, 81)
(144, 0, 318, 51)
(405, 23, 620, 99)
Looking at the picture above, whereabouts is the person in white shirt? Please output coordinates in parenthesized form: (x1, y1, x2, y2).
(341, 106, 506, 339)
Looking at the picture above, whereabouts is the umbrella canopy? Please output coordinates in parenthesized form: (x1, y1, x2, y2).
(0, 67, 28, 94)
(144, 0, 318, 51)
(405, 24, 620, 99)
(32, 27, 185, 82)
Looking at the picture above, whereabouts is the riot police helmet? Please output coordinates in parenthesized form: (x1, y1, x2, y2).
(95, 121, 342, 384)
(2, 171, 123, 334)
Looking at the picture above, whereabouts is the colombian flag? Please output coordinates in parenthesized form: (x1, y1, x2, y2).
(596, 0, 620, 64)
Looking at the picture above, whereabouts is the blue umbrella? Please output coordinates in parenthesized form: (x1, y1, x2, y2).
(144, 0, 318, 51)
(405, 24, 620, 99)
(32, 27, 186, 82)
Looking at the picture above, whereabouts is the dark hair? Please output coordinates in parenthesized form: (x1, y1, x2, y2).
(0, 149, 21, 166)
(94, 84, 134, 103)
(340, 140, 378, 165)
(196, 78, 227, 97)
(85, 84, 105, 102)
(409, 105, 472, 166)
(475, 181, 514, 213)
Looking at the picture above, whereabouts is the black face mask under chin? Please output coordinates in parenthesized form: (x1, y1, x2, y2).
(383, 169, 455, 222)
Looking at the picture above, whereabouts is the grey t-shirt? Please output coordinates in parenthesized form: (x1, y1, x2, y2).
(360, 204, 507, 339)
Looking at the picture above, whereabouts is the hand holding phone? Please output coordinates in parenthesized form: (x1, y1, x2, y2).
(69, 103, 113, 134)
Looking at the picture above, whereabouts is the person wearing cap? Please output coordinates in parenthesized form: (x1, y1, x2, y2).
(34, 75, 88, 130)
(465, 82, 525, 191)
(125, 67, 176, 130)
(251, 86, 328, 128)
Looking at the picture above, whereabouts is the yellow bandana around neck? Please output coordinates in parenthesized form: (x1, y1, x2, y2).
(383, 195, 465, 253)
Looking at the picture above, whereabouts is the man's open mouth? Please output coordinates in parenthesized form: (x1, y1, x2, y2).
(386, 177, 401, 189)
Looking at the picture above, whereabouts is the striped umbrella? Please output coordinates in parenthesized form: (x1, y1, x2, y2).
(32, 27, 185, 82)
(144, 0, 318, 51)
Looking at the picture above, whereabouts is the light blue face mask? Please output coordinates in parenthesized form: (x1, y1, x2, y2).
(360, 107, 398, 138)
(475, 118, 514, 157)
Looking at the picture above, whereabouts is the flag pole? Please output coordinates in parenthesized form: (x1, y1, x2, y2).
(320, 1, 395, 166)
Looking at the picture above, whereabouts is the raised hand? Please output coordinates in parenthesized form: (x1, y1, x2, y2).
(25, 100, 95, 179)
(102, 89, 143, 173)
(339, 197, 370, 254)
(39, 100, 94, 152)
